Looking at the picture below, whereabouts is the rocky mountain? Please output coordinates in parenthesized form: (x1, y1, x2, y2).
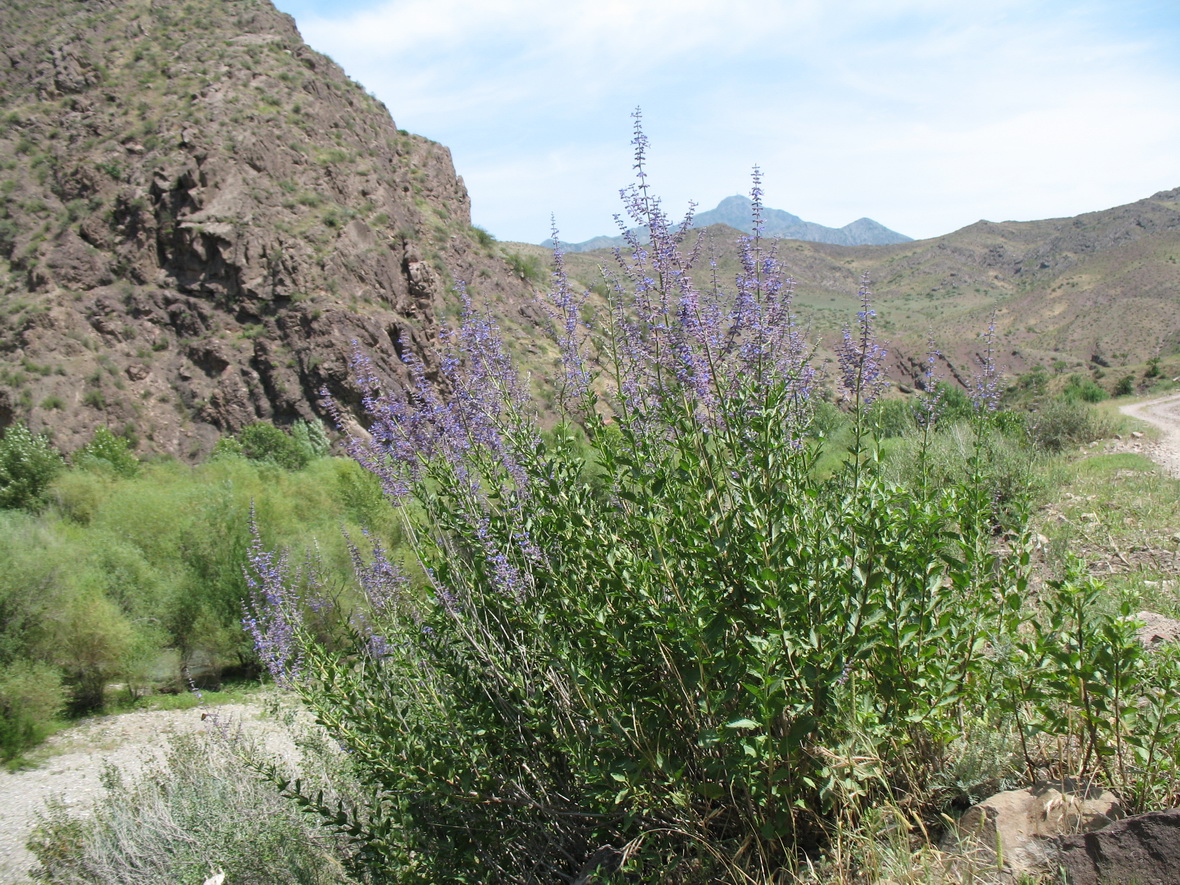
(0, 0, 539, 458)
(1, 1, 1176, 459)
(537, 186, 1180, 387)
(547, 194, 911, 252)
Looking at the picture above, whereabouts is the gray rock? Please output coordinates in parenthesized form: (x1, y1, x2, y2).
(1052, 808, 1180, 885)
(941, 781, 1122, 878)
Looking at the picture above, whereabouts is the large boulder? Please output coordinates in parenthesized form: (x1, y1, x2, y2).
(1052, 808, 1180, 885)
(940, 781, 1122, 879)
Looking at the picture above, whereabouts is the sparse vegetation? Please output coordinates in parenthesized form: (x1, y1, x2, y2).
(30, 729, 359, 884)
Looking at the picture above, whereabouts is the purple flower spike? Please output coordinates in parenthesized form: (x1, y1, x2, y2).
(837, 275, 888, 410)
(971, 314, 1002, 414)
(915, 339, 944, 430)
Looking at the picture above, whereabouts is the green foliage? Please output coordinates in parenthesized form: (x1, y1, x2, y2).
(1062, 374, 1108, 404)
(1114, 374, 1135, 396)
(1010, 564, 1180, 812)
(261, 377, 1043, 880)
(0, 452, 403, 729)
(471, 225, 495, 248)
(1026, 398, 1117, 453)
(29, 730, 359, 884)
(292, 418, 332, 461)
(0, 423, 65, 511)
(74, 426, 139, 477)
(883, 420, 1044, 522)
(504, 250, 545, 283)
(51, 589, 134, 711)
(866, 397, 914, 439)
(234, 421, 311, 470)
(0, 660, 65, 760)
(1015, 364, 1049, 397)
(933, 381, 975, 423)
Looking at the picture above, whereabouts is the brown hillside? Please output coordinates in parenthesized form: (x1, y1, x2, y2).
(539, 187, 1180, 388)
(0, 0, 542, 458)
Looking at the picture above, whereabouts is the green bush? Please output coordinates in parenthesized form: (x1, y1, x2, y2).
(1062, 374, 1108, 404)
(504, 250, 545, 283)
(0, 660, 65, 760)
(244, 138, 1072, 881)
(866, 397, 914, 439)
(51, 589, 134, 712)
(74, 426, 139, 477)
(883, 420, 1043, 521)
(236, 422, 310, 470)
(0, 423, 64, 511)
(1026, 398, 1116, 453)
(292, 418, 331, 461)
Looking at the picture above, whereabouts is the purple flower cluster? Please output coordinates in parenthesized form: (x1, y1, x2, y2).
(914, 340, 945, 430)
(972, 315, 1001, 413)
(243, 511, 314, 686)
(545, 224, 592, 410)
(836, 275, 888, 410)
(574, 112, 816, 444)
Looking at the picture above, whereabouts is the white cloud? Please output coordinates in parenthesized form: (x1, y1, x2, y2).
(277, 0, 1180, 243)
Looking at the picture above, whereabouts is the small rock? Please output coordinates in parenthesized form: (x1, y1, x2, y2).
(1131, 431, 1144, 440)
(940, 781, 1121, 878)
(1135, 611, 1180, 649)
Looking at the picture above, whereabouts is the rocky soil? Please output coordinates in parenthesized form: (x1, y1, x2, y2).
(0, 700, 300, 884)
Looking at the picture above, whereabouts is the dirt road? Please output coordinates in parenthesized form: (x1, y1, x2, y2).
(1119, 391, 1180, 479)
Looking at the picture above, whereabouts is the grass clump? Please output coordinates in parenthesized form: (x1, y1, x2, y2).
(1026, 397, 1118, 453)
(29, 729, 359, 885)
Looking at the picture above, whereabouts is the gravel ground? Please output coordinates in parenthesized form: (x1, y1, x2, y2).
(0, 701, 300, 885)
(1119, 391, 1180, 479)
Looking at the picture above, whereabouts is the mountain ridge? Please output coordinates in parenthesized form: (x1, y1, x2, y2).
(546, 193, 912, 252)
(524, 184, 1180, 386)
(0, 0, 1177, 460)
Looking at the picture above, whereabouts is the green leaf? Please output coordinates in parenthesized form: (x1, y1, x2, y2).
(726, 718, 760, 730)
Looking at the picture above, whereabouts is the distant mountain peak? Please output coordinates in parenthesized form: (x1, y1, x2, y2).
(546, 195, 912, 252)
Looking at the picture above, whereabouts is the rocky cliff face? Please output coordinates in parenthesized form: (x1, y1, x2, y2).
(0, 0, 539, 457)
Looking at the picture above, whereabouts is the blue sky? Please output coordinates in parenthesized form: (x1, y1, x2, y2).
(271, 0, 1180, 245)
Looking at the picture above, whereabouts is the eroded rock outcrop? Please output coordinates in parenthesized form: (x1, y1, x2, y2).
(0, 0, 537, 457)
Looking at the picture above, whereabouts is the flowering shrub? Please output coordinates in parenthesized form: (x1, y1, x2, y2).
(0, 423, 64, 511)
(246, 119, 1177, 882)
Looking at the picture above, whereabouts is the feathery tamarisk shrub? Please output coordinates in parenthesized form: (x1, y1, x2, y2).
(246, 116, 1036, 883)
